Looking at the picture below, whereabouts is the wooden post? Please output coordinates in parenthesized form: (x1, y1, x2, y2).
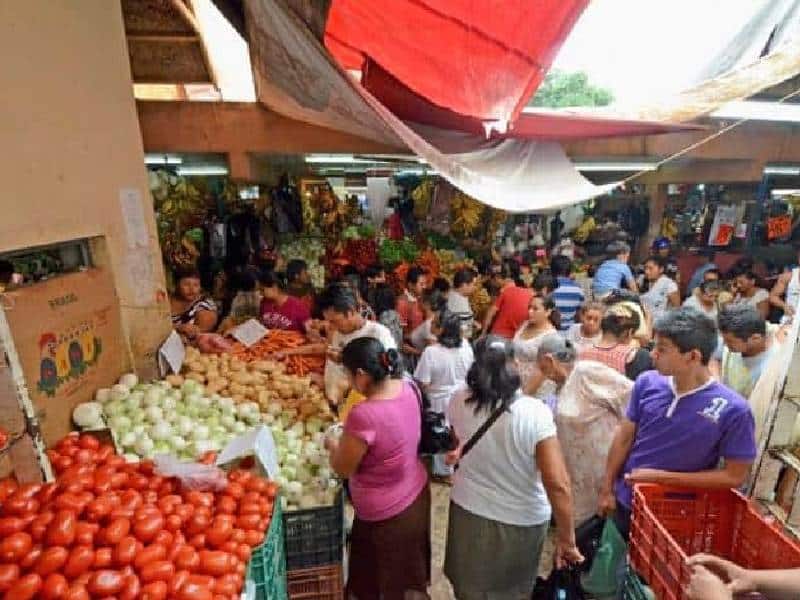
(637, 184, 668, 261)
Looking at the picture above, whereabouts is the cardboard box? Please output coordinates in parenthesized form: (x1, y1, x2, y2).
(4, 268, 125, 447)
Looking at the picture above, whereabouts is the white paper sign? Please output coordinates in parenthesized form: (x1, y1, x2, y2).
(159, 330, 185, 375)
(216, 426, 280, 478)
(119, 188, 148, 249)
(231, 319, 268, 347)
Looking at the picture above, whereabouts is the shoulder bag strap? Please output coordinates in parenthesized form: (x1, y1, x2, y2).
(459, 397, 516, 461)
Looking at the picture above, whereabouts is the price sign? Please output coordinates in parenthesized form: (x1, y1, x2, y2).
(231, 319, 268, 347)
(158, 330, 185, 375)
(767, 215, 792, 240)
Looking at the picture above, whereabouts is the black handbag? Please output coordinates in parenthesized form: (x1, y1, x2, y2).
(531, 567, 587, 600)
(409, 378, 458, 455)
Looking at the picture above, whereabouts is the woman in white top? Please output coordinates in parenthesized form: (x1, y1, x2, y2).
(733, 265, 770, 319)
(565, 301, 603, 351)
(513, 295, 559, 396)
(683, 280, 721, 321)
(640, 255, 680, 323)
(414, 311, 474, 478)
(444, 336, 581, 599)
(770, 260, 800, 324)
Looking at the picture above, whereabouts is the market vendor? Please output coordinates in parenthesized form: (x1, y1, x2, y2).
(396, 266, 427, 363)
(170, 267, 219, 341)
(259, 269, 311, 332)
(286, 258, 315, 311)
(448, 267, 479, 338)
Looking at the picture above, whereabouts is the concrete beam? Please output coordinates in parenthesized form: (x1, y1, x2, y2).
(136, 100, 405, 155)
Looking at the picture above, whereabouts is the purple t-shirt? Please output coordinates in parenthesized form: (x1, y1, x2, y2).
(615, 370, 756, 509)
(344, 381, 428, 521)
(260, 296, 310, 332)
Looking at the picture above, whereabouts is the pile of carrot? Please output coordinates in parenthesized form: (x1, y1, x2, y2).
(227, 330, 325, 375)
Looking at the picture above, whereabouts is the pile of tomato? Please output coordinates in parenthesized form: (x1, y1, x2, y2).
(0, 432, 278, 600)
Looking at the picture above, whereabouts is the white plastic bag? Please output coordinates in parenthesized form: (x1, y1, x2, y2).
(153, 454, 228, 491)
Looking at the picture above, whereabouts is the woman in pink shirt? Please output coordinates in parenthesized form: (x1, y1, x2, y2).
(259, 270, 310, 332)
(325, 337, 430, 599)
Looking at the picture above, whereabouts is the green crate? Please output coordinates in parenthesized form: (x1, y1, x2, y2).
(247, 497, 287, 600)
(621, 567, 655, 600)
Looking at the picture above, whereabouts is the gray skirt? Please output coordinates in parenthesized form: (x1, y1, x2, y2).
(444, 501, 548, 600)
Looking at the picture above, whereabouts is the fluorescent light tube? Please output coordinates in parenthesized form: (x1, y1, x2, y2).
(764, 165, 800, 176)
(176, 165, 229, 176)
(145, 154, 183, 165)
(772, 189, 800, 196)
(574, 162, 658, 172)
(711, 101, 800, 123)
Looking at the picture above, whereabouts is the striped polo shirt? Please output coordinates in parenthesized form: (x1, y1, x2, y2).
(553, 276, 584, 331)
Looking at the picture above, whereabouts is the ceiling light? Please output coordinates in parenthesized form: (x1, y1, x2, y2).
(711, 100, 800, 122)
(573, 161, 658, 172)
(305, 155, 383, 164)
(176, 165, 229, 176)
(772, 189, 800, 196)
(764, 165, 800, 176)
(145, 154, 183, 165)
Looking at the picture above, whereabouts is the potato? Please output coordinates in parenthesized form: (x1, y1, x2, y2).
(165, 374, 184, 387)
(232, 394, 246, 404)
(186, 372, 205, 383)
(187, 361, 206, 373)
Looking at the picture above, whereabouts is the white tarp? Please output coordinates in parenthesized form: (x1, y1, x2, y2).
(243, 0, 618, 213)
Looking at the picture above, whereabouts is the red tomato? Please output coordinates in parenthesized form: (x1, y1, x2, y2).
(2, 495, 39, 516)
(15, 483, 42, 499)
(157, 479, 177, 497)
(64, 545, 94, 579)
(168, 570, 191, 596)
(165, 514, 182, 532)
(73, 449, 95, 465)
(0, 531, 32, 562)
(140, 561, 175, 584)
(52, 456, 73, 474)
(140, 580, 168, 600)
(198, 551, 234, 577)
(78, 434, 100, 450)
(118, 490, 142, 511)
(153, 530, 173, 548)
(235, 514, 260, 531)
(237, 502, 261, 516)
(74, 521, 99, 546)
(128, 474, 149, 491)
(96, 445, 116, 463)
(94, 547, 113, 568)
(53, 493, 85, 514)
(213, 576, 238, 596)
(20, 544, 42, 570)
(110, 472, 129, 489)
(229, 529, 245, 544)
(34, 546, 69, 576)
(186, 514, 210, 537)
(173, 503, 194, 522)
(111, 535, 137, 567)
(0, 517, 27, 537)
(45, 510, 77, 546)
(244, 530, 263, 546)
(188, 534, 206, 549)
(220, 541, 238, 554)
(119, 573, 141, 600)
(101, 518, 131, 545)
(85, 497, 114, 522)
(175, 581, 213, 600)
(133, 543, 167, 570)
(235, 544, 252, 563)
(87, 570, 125, 596)
(36, 483, 59, 505)
(63, 583, 90, 600)
(133, 514, 164, 543)
(223, 482, 243, 499)
(4, 573, 42, 600)
(214, 496, 237, 515)
(40, 573, 68, 600)
(174, 546, 200, 571)
(0, 564, 20, 592)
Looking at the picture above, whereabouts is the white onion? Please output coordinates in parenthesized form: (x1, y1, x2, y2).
(145, 406, 163, 423)
(150, 422, 173, 441)
(95, 388, 112, 404)
(192, 425, 210, 441)
(119, 373, 139, 388)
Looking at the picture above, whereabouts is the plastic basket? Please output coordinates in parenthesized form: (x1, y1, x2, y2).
(621, 567, 655, 600)
(287, 564, 344, 600)
(630, 485, 800, 600)
(283, 488, 344, 570)
(247, 497, 288, 600)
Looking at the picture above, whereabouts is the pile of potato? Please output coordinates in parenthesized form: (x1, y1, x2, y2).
(169, 348, 334, 423)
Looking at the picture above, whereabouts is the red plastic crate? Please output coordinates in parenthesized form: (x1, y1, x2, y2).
(287, 564, 343, 600)
(630, 485, 800, 600)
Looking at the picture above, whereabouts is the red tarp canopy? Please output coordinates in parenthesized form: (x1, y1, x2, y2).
(324, 0, 590, 128)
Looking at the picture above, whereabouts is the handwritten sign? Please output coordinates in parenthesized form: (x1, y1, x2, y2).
(231, 319, 268, 348)
(767, 215, 792, 240)
(158, 330, 185, 375)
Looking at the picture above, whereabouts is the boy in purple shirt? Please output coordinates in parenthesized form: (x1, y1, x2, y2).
(598, 307, 757, 538)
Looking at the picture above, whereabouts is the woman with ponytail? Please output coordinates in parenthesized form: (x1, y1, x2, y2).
(326, 337, 430, 599)
(444, 335, 581, 599)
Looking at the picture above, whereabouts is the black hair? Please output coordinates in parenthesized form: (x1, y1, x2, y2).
(537, 294, 562, 330)
(533, 272, 555, 294)
(453, 268, 476, 289)
(604, 288, 642, 308)
(645, 255, 668, 270)
(341, 337, 403, 382)
(422, 289, 446, 313)
(0, 260, 14, 285)
(364, 265, 385, 281)
(286, 259, 308, 283)
(653, 307, 718, 364)
(174, 266, 202, 282)
(437, 311, 463, 349)
(550, 255, 572, 278)
(718, 305, 766, 341)
(432, 277, 451, 294)
(699, 280, 722, 295)
(259, 269, 288, 290)
(601, 305, 641, 338)
(406, 266, 426, 285)
(316, 282, 358, 314)
(500, 259, 522, 284)
(342, 265, 360, 278)
(465, 336, 521, 414)
(371, 283, 397, 318)
(232, 267, 257, 293)
(704, 268, 721, 280)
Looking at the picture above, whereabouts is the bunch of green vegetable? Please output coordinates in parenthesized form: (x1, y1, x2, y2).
(378, 239, 419, 267)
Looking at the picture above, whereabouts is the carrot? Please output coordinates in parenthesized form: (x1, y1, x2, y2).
(224, 331, 325, 374)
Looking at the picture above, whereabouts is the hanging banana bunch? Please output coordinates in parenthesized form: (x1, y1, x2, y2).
(412, 178, 434, 220)
(450, 191, 484, 237)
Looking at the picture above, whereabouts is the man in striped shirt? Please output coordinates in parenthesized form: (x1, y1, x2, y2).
(551, 255, 584, 332)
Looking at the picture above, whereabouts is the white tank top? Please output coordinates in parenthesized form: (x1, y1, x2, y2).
(787, 268, 800, 316)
